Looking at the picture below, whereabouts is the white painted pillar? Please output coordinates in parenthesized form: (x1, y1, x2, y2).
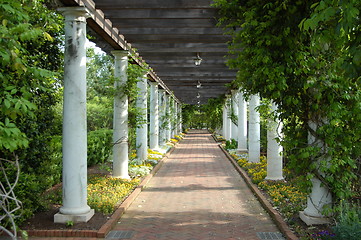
(170, 97, 175, 137)
(248, 94, 260, 163)
(158, 89, 166, 146)
(265, 102, 283, 180)
(230, 90, 238, 140)
(237, 91, 248, 152)
(149, 82, 159, 150)
(300, 177, 332, 225)
(136, 74, 148, 161)
(224, 97, 232, 140)
(55, 7, 93, 223)
(174, 101, 179, 135)
(222, 104, 227, 138)
(300, 121, 332, 225)
(111, 50, 130, 179)
(178, 103, 183, 133)
(166, 94, 172, 140)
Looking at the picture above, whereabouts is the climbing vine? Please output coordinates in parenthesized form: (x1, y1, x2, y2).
(214, 0, 360, 200)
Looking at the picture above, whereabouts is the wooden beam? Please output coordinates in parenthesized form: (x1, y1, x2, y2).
(158, 71, 236, 77)
(147, 59, 226, 64)
(112, 19, 218, 28)
(161, 76, 235, 80)
(124, 34, 229, 43)
(140, 52, 229, 60)
(103, 9, 217, 19)
(153, 67, 235, 73)
(132, 43, 228, 52)
(94, 0, 214, 9)
(119, 28, 224, 35)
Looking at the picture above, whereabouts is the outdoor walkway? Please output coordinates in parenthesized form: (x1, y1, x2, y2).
(109, 129, 282, 240)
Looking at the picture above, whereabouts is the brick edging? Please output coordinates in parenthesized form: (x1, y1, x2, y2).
(26, 142, 178, 238)
(218, 144, 299, 240)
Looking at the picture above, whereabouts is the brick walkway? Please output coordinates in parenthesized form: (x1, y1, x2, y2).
(110, 129, 281, 240)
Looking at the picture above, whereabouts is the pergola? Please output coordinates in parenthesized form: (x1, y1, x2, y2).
(57, 0, 236, 104)
(51, 0, 327, 228)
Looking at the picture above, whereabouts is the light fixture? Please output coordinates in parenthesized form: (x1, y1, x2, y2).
(194, 53, 202, 66)
(196, 81, 202, 89)
(196, 93, 200, 99)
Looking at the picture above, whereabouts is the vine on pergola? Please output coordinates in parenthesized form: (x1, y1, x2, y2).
(213, 0, 360, 200)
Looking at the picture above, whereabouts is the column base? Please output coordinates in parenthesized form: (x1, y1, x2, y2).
(158, 145, 172, 154)
(299, 211, 331, 226)
(236, 149, 248, 153)
(113, 174, 131, 180)
(265, 176, 284, 181)
(54, 209, 94, 223)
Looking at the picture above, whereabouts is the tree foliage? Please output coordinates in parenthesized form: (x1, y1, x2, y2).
(214, 0, 360, 200)
(182, 96, 224, 130)
(86, 46, 148, 151)
(0, 0, 64, 228)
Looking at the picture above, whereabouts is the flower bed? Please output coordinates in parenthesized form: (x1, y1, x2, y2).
(226, 149, 361, 240)
(87, 176, 140, 215)
(230, 152, 307, 220)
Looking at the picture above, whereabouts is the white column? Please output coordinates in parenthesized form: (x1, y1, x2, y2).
(111, 50, 130, 179)
(265, 102, 283, 180)
(174, 101, 179, 135)
(55, 7, 94, 223)
(300, 121, 332, 225)
(136, 74, 148, 161)
(300, 178, 332, 225)
(222, 104, 227, 138)
(178, 103, 183, 133)
(170, 97, 175, 137)
(149, 82, 159, 150)
(230, 90, 238, 140)
(158, 89, 166, 146)
(226, 97, 232, 140)
(248, 94, 260, 163)
(237, 91, 248, 152)
(166, 94, 171, 140)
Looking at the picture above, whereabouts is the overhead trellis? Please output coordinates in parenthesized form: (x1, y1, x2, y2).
(57, 0, 237, 105)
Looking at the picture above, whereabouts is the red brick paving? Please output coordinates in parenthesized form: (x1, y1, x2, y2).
(113, 129, 281, 240)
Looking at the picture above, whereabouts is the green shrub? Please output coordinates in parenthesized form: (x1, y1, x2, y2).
(87, 97, 113, 131)
(225, 139, 238, 150)
(36, 135, 62, 189)
(332, 201, 361, 240)
(87, 129, 113, 166)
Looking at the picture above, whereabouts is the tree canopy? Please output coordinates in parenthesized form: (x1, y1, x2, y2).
(214, 0, 360, 199)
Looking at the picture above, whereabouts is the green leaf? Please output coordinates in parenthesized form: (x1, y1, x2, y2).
(4, 99, 11, 108)
(43, 32, 53, 41)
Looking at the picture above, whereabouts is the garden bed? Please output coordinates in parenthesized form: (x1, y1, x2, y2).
(18, 140, 180, 238)
(216, 135, 358, 240)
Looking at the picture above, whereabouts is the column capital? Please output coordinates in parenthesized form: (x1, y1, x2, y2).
(58, 7, 90, 23)
(111, 50, 129, 58)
